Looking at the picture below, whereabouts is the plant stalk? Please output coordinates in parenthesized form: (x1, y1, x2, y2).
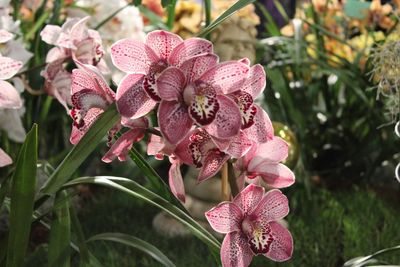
(221, 163, 230, 201)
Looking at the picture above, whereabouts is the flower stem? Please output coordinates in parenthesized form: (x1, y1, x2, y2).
(166, 0, 178, 30)
(227, 163, 239, 197)
(221, 163, 230, 201)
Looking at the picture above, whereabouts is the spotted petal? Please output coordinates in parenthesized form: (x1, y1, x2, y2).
(169, 160, 185, 203)
(249, 163, 295, 188)
(102, 128, 145, 163)
(158, 100, 193, 145)
(0, 57, 22, 80)
(111, 38, 158, 74)
(146, 30, 183, 60)
(70, 107, 103, 144)
(116, 74, 157, 119)
(264, 221, 293, 262)
(204, 95, 241, 140)
(189, 86, 219, 126)
(169, 38, 214, 67)
(157, 67, 185, 101)
(200, 61, 249, 94)
(248, 137, 289, 171)
(0, 148, 12, 167)
(0, 80, 22, 109)
(232, 91, 257, 129)
(197, 149, 230, 183)
(251, 189, 289, 222)
(221, 232, 254, 267)
(243, 105, 274, 144)
(233, 184, 264, 215)
(205, 202, 242, 234)
(180, 54, 218, 83)
(241, 64, 266, 99)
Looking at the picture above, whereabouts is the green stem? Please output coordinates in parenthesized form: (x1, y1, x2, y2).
(166, 0, 178, 30)
(204, 0, 211, 40)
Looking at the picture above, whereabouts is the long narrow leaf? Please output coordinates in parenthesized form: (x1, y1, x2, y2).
(87, 233, 175, 267)
(197, 0, 256, 37)
(40, 104, 120, 195)
(63, 176, 221, 255)
(48, 190, 71, 267)
(6, 124, 38, 267)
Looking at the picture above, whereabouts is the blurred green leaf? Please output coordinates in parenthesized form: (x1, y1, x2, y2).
(138, 6, 167, 29)
(87, 233, 175, 267)
(6, 124, 38, 267)
(197, 0, 256, 37)
(344, 0, 371, 19)
(48, 190, 71, 267)
(63, 176, 221, 259)
(40, 104, 120, 195)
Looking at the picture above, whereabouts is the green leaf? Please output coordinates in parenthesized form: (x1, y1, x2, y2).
(70, 204, 90, 267)
(48, 190, 71, 267)
(197, 0, 256, 38)
(138, 6, 167, 29)
(40, 104, 120, 195)
(6, 124, 38, 267)
(87, 233, 175, 267)
(63, 176, 221, 257)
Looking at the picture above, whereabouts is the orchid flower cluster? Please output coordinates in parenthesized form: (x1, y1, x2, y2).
(41, 23, 295, 266)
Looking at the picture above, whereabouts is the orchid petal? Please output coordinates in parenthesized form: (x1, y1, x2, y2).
(0, 30, 13, 43)
(197, 149, 229, 183)
(0, 109, 26, 143)
(221, 232, 254, 267)
(233, 183, 264, 215)
(241, 64, 266, 99)
(248, 137, 289, 170)
(204, 95, 241, 139)
(147, 134, 166, 160)
(232, 91, 257, 129)
(157, 67, 185, 101)
(111, 38, 158, 74)
(169, 38, 214, 67)
(205, 202, 242, 234)
(116, 74, 157, 119)
(264, 221, 293, 262)
(40, 25, 62, 45)
(158, 100, 193, 145)
(174, 130, 197, 165)
(102, 128, 145, 163)
(250, 163, 295, 188)
(169, 160, 186, 203)
(0, 57, 22, 80)
(200, 61, 249, 94)
(243, 105, 274, 144)
(180, 54, 218, 83)
(146, 30, 183, 60)
(0, 148, 12, 167)
(70, 107, 103, 144)
(0, 80, 22, 109)
(225, 131, 253, 159)
(189, 86, 219, 125)
(251, 189, 289, 222)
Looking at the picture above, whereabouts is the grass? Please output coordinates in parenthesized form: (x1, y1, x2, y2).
(68, 182, 400, 267)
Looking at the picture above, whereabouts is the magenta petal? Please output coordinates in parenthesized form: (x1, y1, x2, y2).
(102, 128, 145, 163)
(243, 105, 274, 144)
(221, 232, 254, 267)
(204, 95, 241, 140)
(251, 163, 295, 188)
(205, 202, 242, 234)
(174, 130, 197, 165)
(116, 74, 157, 119)
(197, 149, 230, 183)
(168, 160, 186, 203)
(147, 134, 166, 160)
(110, 38, 158, 74)
(251, 189, 289, 222)
(264, 221, 293, 262)
(248, 137, 289, 170)
(0, 57, 22, 80)
(70, 108, 103, 144)
(179, 54, 218, 83)
(169, 38, 214, 67)
(241, 64, 266, 99)
(0, 148, 12, 167)
(225, 132, 253, 159)
(0, 80, 22, 109)
(233, 184, 264, 215)
(146, 30, 183, 61)
(157, 67, 185, 101)
(158, 101, 193, 145)
(200, 61, 249, 94)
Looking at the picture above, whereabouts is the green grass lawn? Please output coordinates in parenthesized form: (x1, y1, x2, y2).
(69, 182, 400, 267)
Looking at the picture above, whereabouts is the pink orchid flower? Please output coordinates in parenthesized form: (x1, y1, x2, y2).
(102, 117, 148, 163)
(205, 184, 293, 267)
(235, 137, 295, 189)
(110, 30, 213, 121)
(0, 148, 12, 167)
(156, 55, 249, 144)
(69, 62, 115, 144)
